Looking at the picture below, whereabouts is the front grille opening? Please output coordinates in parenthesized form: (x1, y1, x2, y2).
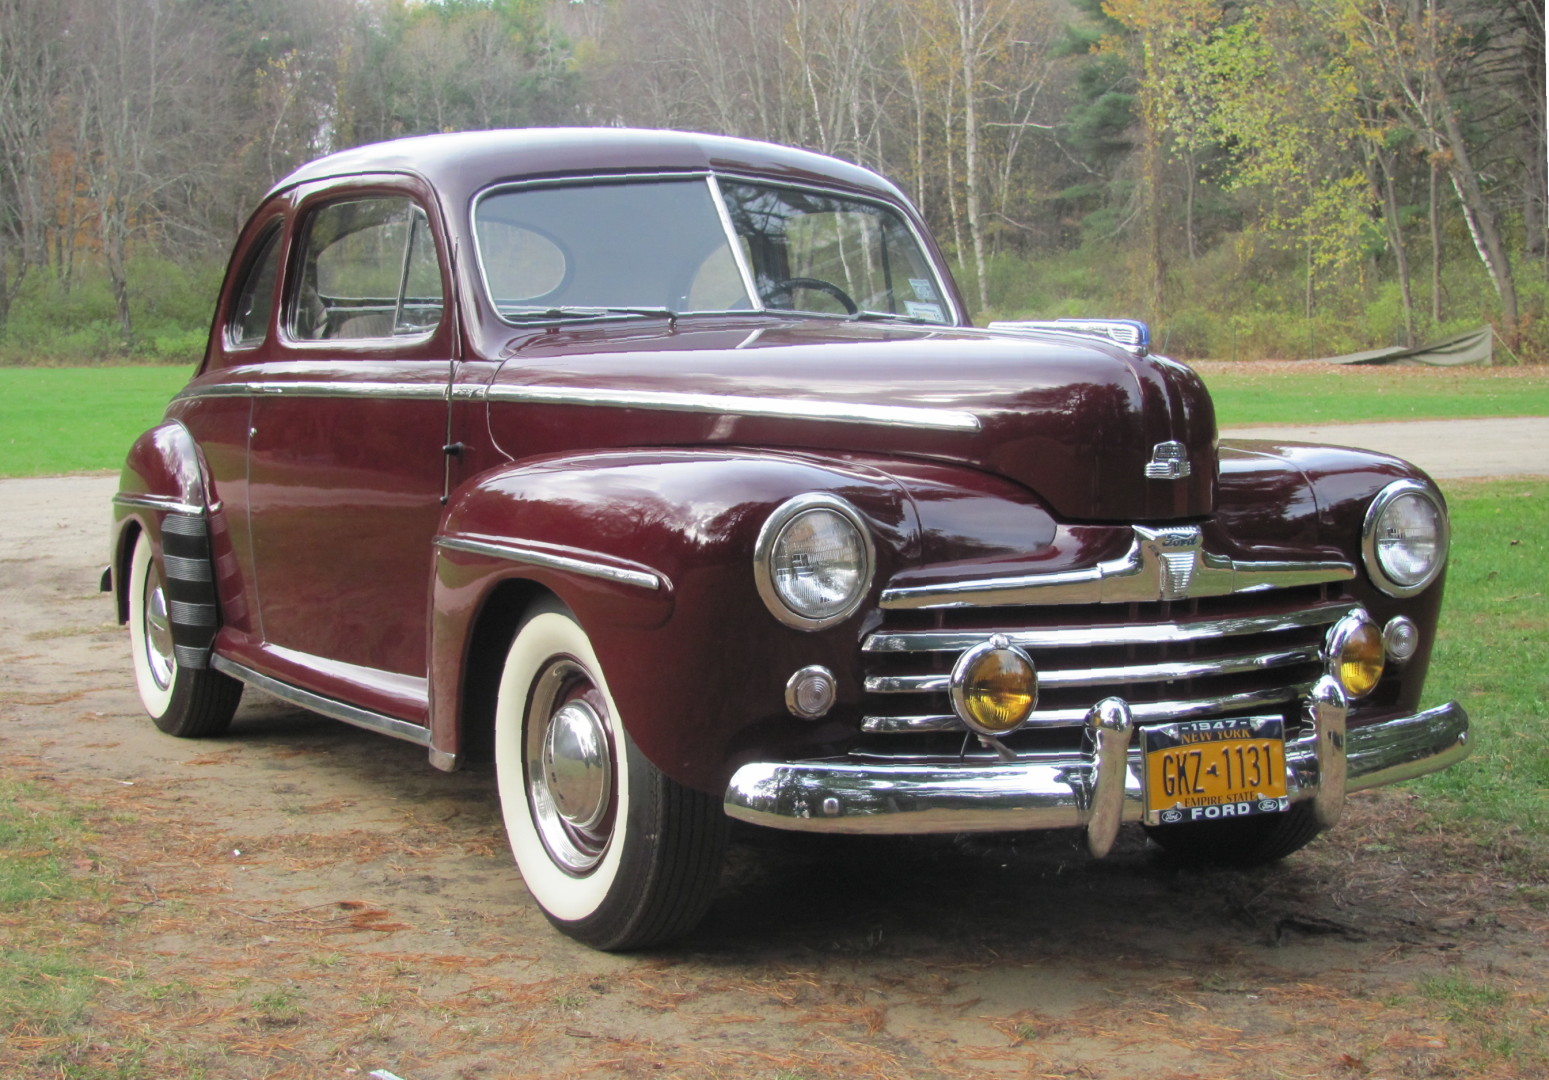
(856, 583, 1348, 761)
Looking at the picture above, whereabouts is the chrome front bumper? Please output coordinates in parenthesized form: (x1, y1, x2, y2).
(723, 684, 1470, 855)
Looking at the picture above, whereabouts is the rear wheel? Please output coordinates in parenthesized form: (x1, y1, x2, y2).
(127, 530, 241, 737)
(1143, 801, 1324, 867)
(494, 603, 726, 950)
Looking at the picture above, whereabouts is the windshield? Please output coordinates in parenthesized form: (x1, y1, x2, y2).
(473, 176, 952, 325)
(718, 181, 950, 323)
(476, 178, 750, 320)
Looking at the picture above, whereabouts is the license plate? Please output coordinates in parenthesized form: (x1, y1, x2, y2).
(1142, 716, 1289, 826)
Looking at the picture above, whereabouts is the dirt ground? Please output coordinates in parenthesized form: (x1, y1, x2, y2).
(2, 474, 1546, 1080)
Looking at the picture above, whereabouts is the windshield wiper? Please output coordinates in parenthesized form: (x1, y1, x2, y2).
(501, 306, 678, 326)
(850, 310, 933, 324)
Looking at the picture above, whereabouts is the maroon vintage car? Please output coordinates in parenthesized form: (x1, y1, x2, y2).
(110, 129, 1469, 949)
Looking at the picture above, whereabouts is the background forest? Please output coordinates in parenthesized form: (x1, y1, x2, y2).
(0, 0, 1544, 363)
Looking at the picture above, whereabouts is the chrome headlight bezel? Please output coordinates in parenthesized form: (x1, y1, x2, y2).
(1362, 480, 1450, 598)
(754, 494, 875, 631)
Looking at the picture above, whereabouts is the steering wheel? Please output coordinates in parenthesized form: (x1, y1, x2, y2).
(760, 277, 859, 316)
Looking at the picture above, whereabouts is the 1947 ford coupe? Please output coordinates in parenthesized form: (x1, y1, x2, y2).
(109, 129, 1470, 950)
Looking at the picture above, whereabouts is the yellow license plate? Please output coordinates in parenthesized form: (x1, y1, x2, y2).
(1142, 717, 1290, 826)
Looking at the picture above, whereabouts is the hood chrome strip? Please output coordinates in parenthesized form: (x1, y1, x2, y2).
(484, 384, 981, 432)
(177, 379, 981, 432)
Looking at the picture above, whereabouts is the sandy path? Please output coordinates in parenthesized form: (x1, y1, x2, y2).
(0, 455, 1543, 1079)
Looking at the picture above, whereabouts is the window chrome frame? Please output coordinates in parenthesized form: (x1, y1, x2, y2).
(468, 169, 963, 328)
(224, 218, 286, 353)
(471, 171, 754, 324)
(281, 193, 445, 349)
(710, 170, 962, 326)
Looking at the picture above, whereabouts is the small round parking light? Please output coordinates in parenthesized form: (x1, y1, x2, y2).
(1383, 615, 1420, 664)
(785, 665, 838, 719)
(1327, 610, 1385, 699)
(950, 635, 1038, 736)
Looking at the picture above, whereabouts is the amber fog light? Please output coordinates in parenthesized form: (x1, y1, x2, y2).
(1383, 615, 1420, 663)
(1326, 610, 1385, 699)
(950, 635, 1038, 736)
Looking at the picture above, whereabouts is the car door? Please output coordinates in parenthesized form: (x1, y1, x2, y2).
(242, 183, 460, 719)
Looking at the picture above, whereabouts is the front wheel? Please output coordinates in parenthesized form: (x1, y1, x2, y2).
(1143, 801, 1324, 867)
(127, 530, 241, 737)
(494, 603, 726, 950)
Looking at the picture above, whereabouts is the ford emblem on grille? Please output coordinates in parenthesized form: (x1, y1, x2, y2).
(1145, 440, 1192, 480)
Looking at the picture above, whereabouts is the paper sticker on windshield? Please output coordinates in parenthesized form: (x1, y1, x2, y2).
(908, 278, 939, 301)
(904, 301, 945, 322)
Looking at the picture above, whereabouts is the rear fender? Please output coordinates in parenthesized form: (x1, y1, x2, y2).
(430, 449, 917, 789)
(111, 422, 228, 671)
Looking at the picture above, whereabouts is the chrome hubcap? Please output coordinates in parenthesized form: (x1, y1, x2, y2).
(541, 700, 611, 831)
(526, 660, 615, 875)
(143, 568, 175, 690)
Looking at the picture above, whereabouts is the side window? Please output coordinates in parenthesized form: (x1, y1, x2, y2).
(397, 208, 444, 335)
(228, 223, 283, 348)
(290, 197, 444, 341)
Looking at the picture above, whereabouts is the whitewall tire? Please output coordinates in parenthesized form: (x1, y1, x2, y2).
(127, 530, 241, 737)
(495, 602, 726, 949)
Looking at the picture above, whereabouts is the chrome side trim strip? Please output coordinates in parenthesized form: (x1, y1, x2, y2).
(211, 654, 433, 747)
(861, 685, 1305, 733)
(435, 534, 666, 592)
(863, 603, 1356, 655)
(483, 384, 981, 432)
(178, 380, 450, 402)
(112, 492, 206, 516)
(725, 699, 1469, 836)
(882, 526, 1354, 609)
(865, 644, 1323, 695)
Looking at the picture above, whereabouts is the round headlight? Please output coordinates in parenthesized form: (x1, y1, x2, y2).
(1326, 610, 1384, 699)
(755, 495, 874, 630)
(1363, 480, 1448, 597)
(951, 635, 1038, 736)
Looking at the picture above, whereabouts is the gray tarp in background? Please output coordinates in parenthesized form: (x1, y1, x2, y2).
(1319, 326, 1494, 366)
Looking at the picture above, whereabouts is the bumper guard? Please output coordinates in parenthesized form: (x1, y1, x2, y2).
(723, 684, 1469, 854)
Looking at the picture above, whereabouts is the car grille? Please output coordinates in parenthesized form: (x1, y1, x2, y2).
(856, 583, 1352, 760)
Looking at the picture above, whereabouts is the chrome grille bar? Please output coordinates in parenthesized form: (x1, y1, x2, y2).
(865, 644, 1322, 695)
(863, 603, 1354, 654)
(861, 686, 1306, 734)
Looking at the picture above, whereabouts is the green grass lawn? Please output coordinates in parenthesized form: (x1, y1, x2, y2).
(4, 362, 1548, 478)
(0, 365, 192, 477)
(1418, 477, 1549, 877)
(1197, 363, 1549, 425)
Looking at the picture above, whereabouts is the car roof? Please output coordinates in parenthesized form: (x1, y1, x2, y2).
(268, 128, 908, 205)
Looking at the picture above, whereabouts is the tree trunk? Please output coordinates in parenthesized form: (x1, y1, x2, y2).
(958, 0, 990, 313)
(1429, 162, 1442, 325)
(1439, 100, 1518, 338)
(1373, 151, 1415, 346)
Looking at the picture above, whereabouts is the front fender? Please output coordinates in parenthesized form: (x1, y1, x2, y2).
(430, 449, 917, 790)
(1218, 440, 1449, 715)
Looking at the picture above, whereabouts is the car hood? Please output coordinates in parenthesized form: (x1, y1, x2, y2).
(485, 319, 1216, 523)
